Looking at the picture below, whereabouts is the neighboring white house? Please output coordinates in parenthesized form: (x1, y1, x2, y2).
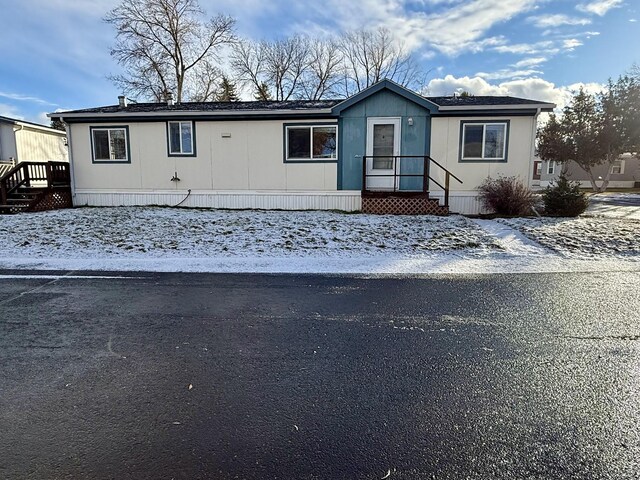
(0, 116, 68, 167)
(50, 80, 555, 214)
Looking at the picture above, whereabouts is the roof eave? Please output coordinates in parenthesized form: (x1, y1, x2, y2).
(437, 103, 556, 112)
(50, 108, 337, 119)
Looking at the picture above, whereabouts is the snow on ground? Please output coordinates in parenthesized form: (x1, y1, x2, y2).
(500, 216, 640, 258)
(0, 207, 639, 274)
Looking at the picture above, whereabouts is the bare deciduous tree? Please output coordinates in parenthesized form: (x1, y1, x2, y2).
(230, 39, 265, 98)
(105, 0, 235, 102)
(338, 27, 422, 96)
(263, 36, 311, 101)
(299, 38, 343, 100)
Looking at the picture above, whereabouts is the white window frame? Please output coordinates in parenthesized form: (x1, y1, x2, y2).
(461, 122, 508, 161)
(547, 161, 556, 175)
(285, 124, 338, 162)
(610, 159, 625, 175)
(167, 121, 195, 156)
(91, 126, 129, 163)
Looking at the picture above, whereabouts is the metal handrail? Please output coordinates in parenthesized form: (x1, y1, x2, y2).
(362, 155, 463, 207)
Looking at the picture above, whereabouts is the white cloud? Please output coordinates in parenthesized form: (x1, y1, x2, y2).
(563, 38, 584, 50)
(0, 91, 57, 106)
(527, 14, 591, 28)
(576, 0, 623, 16)
(513, 57, 548, 67)
(475, 68, 543, 80)
(425, 74, 605, 111)
(297, 0, 539, 56)
(493, 40, 557, 55)
(630, 19, 638, 22)
(0, 104, 24, 120)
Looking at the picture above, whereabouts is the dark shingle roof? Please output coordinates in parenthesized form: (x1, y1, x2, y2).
(425, 96, 550, 107)
(53, 94, 554, 117)
(58, 99, 342, 115)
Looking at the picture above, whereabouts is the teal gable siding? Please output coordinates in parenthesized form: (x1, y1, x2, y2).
(337, 89, 432, 190)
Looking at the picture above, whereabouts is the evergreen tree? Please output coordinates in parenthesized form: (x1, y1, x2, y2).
(50, 118, 66, 131)
(254, 82, 272, 101)
(216, 76, 239, 101)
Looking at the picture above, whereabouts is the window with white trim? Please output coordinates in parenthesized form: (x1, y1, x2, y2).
(547, 161, 556, 175)
(610, 159, 625, 174)
(461, 122, 508, 161)
(285, 125, 337, 161)
(91, 127, 129, 163)
(167, 121, 195, 155)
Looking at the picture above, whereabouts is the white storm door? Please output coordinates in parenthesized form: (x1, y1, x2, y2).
(366, 117, 401, 190)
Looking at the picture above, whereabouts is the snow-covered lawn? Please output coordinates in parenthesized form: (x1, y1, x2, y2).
(0, 207, 501, 258)
(501, 217, 640, 258)
(0, 207, 638, 274)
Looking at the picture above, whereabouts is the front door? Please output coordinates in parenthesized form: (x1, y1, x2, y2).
(366, 117, 401, 190)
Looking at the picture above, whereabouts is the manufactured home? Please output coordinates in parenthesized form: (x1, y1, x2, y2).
(49, 80, 555, 214)
(535, 153, 640, 189)
(0, 116, 68, 175)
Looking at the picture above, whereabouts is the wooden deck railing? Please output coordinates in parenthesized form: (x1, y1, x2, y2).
(362, 155, 463, 207)
(0, 161, 70, 205)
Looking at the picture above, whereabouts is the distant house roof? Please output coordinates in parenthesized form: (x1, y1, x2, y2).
(50, 79, 556, 121)
(0, 115, 67, 135)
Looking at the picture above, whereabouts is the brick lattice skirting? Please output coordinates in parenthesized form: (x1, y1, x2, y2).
(31, 189, 73, 212)
(362, 196, 449, 215)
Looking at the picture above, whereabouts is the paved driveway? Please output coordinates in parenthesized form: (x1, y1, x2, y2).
(1, 271, 640, 479)
(587, 193, 640, 220)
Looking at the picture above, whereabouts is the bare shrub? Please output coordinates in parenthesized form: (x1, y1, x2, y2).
(478, 176, 536, 216)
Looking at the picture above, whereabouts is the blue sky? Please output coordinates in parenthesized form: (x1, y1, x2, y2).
(0, 0, 637, 125)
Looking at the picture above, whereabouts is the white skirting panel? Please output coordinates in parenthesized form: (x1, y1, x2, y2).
(430, 191, 487, 215)
(73, 190, 363, 212)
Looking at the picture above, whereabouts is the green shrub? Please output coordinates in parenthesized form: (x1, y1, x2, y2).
(478, 176, 536, 216)
(543, 174, 589, 217)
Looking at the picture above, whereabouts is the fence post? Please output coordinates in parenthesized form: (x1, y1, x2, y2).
(0, 181, 6, 204)
(361, 156, 367, 193)
(393, 156, 397, 193)
(445, 172, 450, 207)
(45, 162, 52, 187)
(24, 164, 31, 187)
(423, 156, 428, 194)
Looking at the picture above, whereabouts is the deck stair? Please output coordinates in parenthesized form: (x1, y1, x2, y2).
(0, 161, 71, 214)
(361, 155, 463, 215)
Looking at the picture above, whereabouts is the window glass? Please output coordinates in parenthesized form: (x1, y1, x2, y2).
(484, 124, 505, 159)
(169, 122, 181, 153)
(547, 161, 555, 175)
(93, 130, 110, 160)
(463, 125, 484, 158)
(372, 124, 395, 169)
(92, 128, 128, 162)
(312, 127, 336, 159)
(181, 122, 193, 153)
(288, 127, 311, 159)
(110, 129, 127, 160)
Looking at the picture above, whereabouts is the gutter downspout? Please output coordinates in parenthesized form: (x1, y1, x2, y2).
(63, 119, 77, 205)
(528, 108, 541, 189)
(13, 124, 24, 162)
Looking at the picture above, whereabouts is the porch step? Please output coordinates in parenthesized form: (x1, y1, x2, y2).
(362, 195, 449, 215)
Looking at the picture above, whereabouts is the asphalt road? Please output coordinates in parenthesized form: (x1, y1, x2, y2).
(1, 271, 640, 479)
